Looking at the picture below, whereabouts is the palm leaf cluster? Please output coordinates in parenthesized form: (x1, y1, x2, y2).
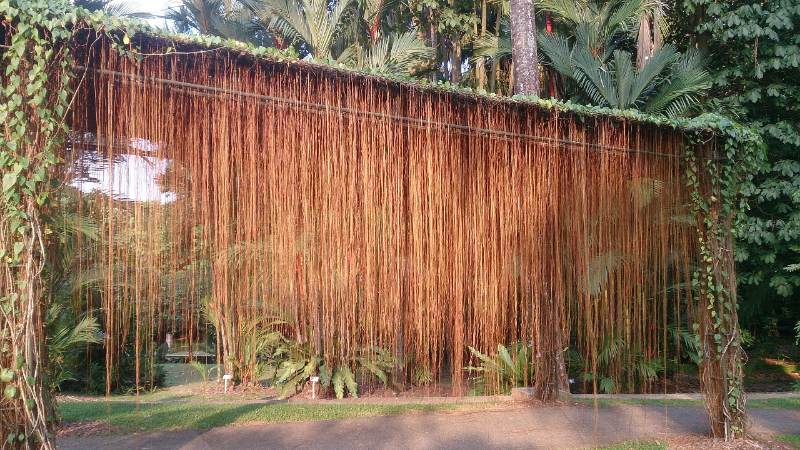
(168, 0, 260, 43)
(576, 335, 663, 393)
(222, 315, 397, 398)
(536, 0, 710, 116)
(167, 0, 434, 75)
(472, 0, 709, 116)
(465, 342, 532, 395)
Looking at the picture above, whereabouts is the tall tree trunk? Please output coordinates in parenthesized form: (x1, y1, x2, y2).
(475, 0, 488, 90)
(427, 7, 439, 82)
(450, 40, 462, 83)
(449, 0, 461, 83)
(509, 0, 540, 95)
(545, 13, 558, 98)
(488, 4, 502, 93)
(695, 157, 747, 439)
(636, 13, 653, 69)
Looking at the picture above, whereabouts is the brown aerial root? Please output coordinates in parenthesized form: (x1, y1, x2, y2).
(61, 36, 705, 398)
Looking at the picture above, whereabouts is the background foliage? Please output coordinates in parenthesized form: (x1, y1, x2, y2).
(672, 0, 800, 338)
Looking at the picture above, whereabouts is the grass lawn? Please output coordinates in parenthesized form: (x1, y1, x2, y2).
(748, 397, 800, 409)
(573, 396, 800, 409)
(778, 434, 800, 449)
(59, 400, 468, 433)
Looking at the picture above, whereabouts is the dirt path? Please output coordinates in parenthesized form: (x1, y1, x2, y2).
(58, 404, 800, 450)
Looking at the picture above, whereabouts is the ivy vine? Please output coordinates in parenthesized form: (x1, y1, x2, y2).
(684, 115, 766, 438)
(0, 0, 768, 445)
(1, 0, 79, 447)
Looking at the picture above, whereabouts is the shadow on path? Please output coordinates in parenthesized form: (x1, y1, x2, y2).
(58, 404, 800, 450)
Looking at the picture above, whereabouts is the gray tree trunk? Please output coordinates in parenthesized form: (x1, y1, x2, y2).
(509, 0, 540, 95)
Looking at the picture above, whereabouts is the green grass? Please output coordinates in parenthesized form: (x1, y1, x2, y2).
(748, 397, 800, 409)
(59, 400, 466, 433)
(777, 434, 800, 449)
(572, 397, 700, 408)
(594, 440, 666, 450)
(573, 396, 800, 409)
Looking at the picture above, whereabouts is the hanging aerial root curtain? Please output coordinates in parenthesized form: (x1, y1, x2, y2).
(64, 34, 700, 395)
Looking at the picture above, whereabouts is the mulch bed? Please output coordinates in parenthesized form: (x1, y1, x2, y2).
(660, 435, 795, 449)
(57, 421, 116, 437)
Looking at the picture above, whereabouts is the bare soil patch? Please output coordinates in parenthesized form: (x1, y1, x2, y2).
(57, 420, 116, 437)
(661, 435, 795, 449)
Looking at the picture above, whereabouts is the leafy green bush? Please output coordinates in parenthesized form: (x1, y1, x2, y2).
(268, 339, 397, 399)
(45, 303, 102, 391)
(188, 360, 212, 383)
(355, 346, 396, 388)
(571, 335, 663, 394)
(320, 364, 358, 399)
(270, 339, 322, 397)
(412, 365, 433, 387)
(466, 342, 532, 395)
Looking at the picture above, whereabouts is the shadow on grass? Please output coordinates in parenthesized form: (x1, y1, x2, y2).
(58, 400, 800, 450)
(573, 396, 800, 410)
(59, 400, 460, 434)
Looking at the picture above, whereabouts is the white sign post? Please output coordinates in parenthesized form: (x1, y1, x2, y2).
(310, 376, 320, 399)
(223, 374, 233, 394)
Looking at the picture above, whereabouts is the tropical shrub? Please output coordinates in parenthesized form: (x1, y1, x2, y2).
(44, 303, 101, 391)
(320, 364, 358, 399)
(672, 0, 800, 338)
(188, 360, 213, 383)
(412, 365, 433, 387)
(268, 337, 397, 398)
(270, 339, 323, 397)
(466, 342, 532, 395)
(576, 335, 662, 394)
(354, 345, 396, 387)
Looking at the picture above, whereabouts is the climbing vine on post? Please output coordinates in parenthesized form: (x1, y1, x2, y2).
(684, 115, 765, 440)
(0, 1, 78, 447)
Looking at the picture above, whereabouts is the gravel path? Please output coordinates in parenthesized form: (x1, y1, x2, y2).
(58, 404, 800, 450)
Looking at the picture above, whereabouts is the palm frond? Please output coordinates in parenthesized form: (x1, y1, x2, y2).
(644, 49, 710, 116)
(358, 31, 434, 74)
(606, 0, 661, 36)
(612, 50, 636, 108)
(536, 0, 589, 25)
(571, 46, 617, 106)
(537, 32, 574, 76)
(629, 44, 678, 107)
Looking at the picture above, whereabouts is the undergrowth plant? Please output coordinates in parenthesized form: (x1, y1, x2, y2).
(576, 335, 663, 394)
(44, 303, 101, 391)
(466, 342, 532, 395)
(188, 360, 212, 383)
(271, 340, 397, 399)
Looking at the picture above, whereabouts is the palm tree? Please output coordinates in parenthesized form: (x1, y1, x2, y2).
(73, 0, 151, 17)
(535, 0, 709, 116)
(244, 0, 434, 75)
(472, 14, 512, 93)
(168, 0, 263, 44)
(245, 0, 358, 60)
(538, 33, 710, 116)
(536, 0, 661, 58)
(339, 31, 435, 75)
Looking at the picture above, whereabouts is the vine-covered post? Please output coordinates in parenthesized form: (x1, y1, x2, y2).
(1, 1, 78, 447)
(685, 117, 765, 440)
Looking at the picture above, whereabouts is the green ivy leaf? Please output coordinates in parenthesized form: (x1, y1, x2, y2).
(0, 368, 13, 383)
(3, 384, 17, 399)
(12, 242, 24, 259)
(2, 173, 16, 192)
